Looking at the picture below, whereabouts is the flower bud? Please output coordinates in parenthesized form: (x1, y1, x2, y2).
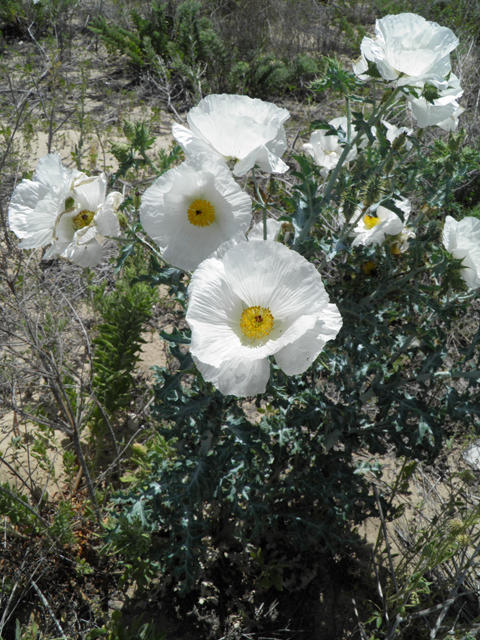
(132, 191, 142, 209)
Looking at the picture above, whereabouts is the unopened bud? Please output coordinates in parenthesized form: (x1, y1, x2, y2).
(132, 191, 141, 209)
(392, 133, 406, 152)
(362, 176, 384, 208)
(449, 519, 464, 536)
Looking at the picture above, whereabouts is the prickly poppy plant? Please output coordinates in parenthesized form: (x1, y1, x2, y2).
(8, 15, 480, 598)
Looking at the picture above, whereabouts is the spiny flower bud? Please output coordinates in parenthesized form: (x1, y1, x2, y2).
(384, 157, 396, 175)
(361, 176, 384, 208)
(449, 518, 464, 536)
(117, 210, 129, 229)
(456, 534, 470, 547)
(353, 154, 368, 176)
(341, 196, 359, 222)
(391, 133, 406, 152)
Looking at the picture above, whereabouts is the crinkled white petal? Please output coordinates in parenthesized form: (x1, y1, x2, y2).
(456, 250, 480, 289)
(73, 174, 108, 212)
(9, 153, 80, 248)
(223, 241, 330, 318)
(187, 240, 341, 396)
(408, 95, 461, 128)
(456, 217, 480, 245)
(352, 200, 409, 247)
(95, 192, 122, 237)
(233, 142, 289, 176)
(172, 123, 227, 164)
(442, 215, 457, 253)
(140, 152, 251, 271)
(354, 13, 458, 86)
(303, 126, 357, 171)
(62, 238, 104, 267)
(173, 94, 290, 176)
(436, 105, 465, 132)
(13, 186, 67, 248)
(274, 304, 342, 375)
(382, 120, 413, 149)
(442, 215, 480, 289)
(34, 153, 80, 190)
(194, 355, 270, 397)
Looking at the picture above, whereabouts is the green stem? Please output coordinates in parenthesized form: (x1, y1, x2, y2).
(359, 265, 431, 306)
(294, 86, 402, 252)
(134, 231, 166, 264)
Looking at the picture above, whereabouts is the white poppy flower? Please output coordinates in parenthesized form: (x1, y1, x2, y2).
(8, 154, 122, 267)
(186, 240, 342, 397)
(303, 117, 358, 176)
(381, 120, 413, 150)
(140, 152, 252, 271)
(172, 94, 290, 177)
(44, 173, 122, 268)
(442, 216, 480, 289)
(351, 198, 411, 247)
(353, 13, 459, 88)
(8, 153, 82, 249)
(435, 105, 465, 132)
(407, 74, 464, 129)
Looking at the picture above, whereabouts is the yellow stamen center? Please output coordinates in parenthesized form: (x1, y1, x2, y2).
(363, 214, 380, 230)
(73, 209, 95, 230)
(240, 306, 274, 340)
(187, 199, 215, 227)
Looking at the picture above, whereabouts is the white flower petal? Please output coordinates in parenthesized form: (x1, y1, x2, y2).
(95, 192, 122, 237)
(194, 355, 271, 397)
(172, 123, 225, 162)
(140, 152, 251, 271)
(186, 240, 341, 396)
(62, 238, 104, 267)
(8, 153, 121, 264)
(223, 241, 330, 318)
(351, 199, 410, 247)
(274, 303, 342, 375)
(234, 143, 289, 176)
(442, 215, 458, 253)
(354, 13, 459, 88)
(173, 94, 290, 176)
(34, 153, 78, 190)
(14, 186, 66, 248)
(73, 174, 108, 212)
(303, 120, 358, 172)
(442, 215, 480, 289)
